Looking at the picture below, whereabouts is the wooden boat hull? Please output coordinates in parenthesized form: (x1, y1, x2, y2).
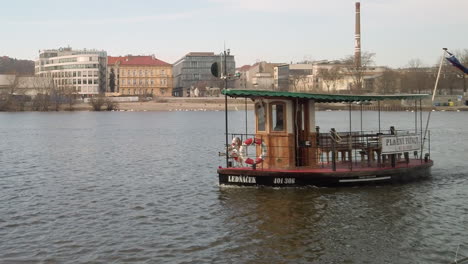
(218, 160, 433, 187)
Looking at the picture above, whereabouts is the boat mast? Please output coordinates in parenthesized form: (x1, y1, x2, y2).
(421, 48, 446, 158)
(224, 48, 229, 167)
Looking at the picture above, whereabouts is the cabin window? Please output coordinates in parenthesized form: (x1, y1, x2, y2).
(271, 103, 285, 132)
(256, 102, 266, 131)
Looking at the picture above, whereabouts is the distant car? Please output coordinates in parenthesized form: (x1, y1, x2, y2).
(146, 97, 153, 101)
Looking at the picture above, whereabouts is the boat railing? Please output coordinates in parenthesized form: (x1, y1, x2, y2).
(225, 128, 430, 170)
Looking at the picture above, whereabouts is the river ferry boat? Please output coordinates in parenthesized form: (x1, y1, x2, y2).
(218, 89, 433, 187)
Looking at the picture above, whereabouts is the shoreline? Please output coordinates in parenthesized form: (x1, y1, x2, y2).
(83, 97, 468, 112)
(2, 97, 468, 112)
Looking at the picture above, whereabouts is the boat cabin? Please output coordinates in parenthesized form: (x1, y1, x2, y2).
(252, 98, 316, 169)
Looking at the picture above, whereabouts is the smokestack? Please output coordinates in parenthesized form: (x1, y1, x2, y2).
(355, 2, 361, 68)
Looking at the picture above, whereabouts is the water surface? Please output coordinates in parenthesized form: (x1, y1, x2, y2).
(0, 110, 467, 263)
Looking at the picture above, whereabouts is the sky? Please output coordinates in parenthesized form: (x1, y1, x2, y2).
(1, 0, 467, 68)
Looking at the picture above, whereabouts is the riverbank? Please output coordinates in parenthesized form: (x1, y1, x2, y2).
(3, 96, 468, 112)
(109, 97, 468, 112)
(71, 97, 255, 111)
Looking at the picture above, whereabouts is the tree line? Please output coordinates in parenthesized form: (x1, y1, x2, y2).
(0, 76, 118, 112)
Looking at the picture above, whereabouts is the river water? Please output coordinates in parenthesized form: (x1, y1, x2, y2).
(0, 110, 467, 264)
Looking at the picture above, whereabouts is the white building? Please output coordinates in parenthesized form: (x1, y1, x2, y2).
(35, 47, 107, 97)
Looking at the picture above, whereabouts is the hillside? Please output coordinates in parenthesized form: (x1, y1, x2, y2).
(0, 56, 35, 75)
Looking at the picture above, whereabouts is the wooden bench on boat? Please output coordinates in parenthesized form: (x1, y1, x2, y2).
(317, 131, 383, 165)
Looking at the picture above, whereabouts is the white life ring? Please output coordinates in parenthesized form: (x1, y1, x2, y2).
(228, 137, 241, 162)
(239, 138, 267, 165)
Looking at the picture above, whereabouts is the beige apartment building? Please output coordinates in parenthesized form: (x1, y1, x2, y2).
(108, 55, 172, 96)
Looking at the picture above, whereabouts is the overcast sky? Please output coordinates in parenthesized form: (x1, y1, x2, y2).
(1, 0, 467, 68)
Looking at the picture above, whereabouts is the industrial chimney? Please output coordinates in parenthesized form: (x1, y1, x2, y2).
(355, 2, 361, 69)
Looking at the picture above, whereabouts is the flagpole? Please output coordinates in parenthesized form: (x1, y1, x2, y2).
(421, 48, 446, 158)
(431, 48, 447, 101)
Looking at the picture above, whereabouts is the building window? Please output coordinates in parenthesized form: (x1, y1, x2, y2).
(83, 79, 87, 84)
(161, 69, 165, 75)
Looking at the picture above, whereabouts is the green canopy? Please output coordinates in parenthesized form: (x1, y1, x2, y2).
(222, 89, 430, 103)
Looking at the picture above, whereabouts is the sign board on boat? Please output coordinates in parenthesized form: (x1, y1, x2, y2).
(379, 135, 420, 154)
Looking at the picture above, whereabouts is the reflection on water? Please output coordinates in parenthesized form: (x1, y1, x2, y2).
(0, 111, 467, 263)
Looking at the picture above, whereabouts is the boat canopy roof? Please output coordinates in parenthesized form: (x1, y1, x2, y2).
(222, 89, 430, 103)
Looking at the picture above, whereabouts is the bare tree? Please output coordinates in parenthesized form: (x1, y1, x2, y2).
(318, 66, 342, 93)
(400, 59, 433, 94)
(0, 75, 21, 111)
(62, 85, 77, 111)
(440, 60, 460, 95)
(104, 97, 119, 111)
(30, 77, 56, 111)
(377, 68, 400, 94)
(89, 95, 106, 111)
(341, 51, 375, 93)
(407, 58, 424, 69)
(289, 74, 310, 92)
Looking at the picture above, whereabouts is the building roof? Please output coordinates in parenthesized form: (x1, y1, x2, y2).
(237, 65, 251, 72)
(108, 55, 171, 66)
(222, 89, 430, 102)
